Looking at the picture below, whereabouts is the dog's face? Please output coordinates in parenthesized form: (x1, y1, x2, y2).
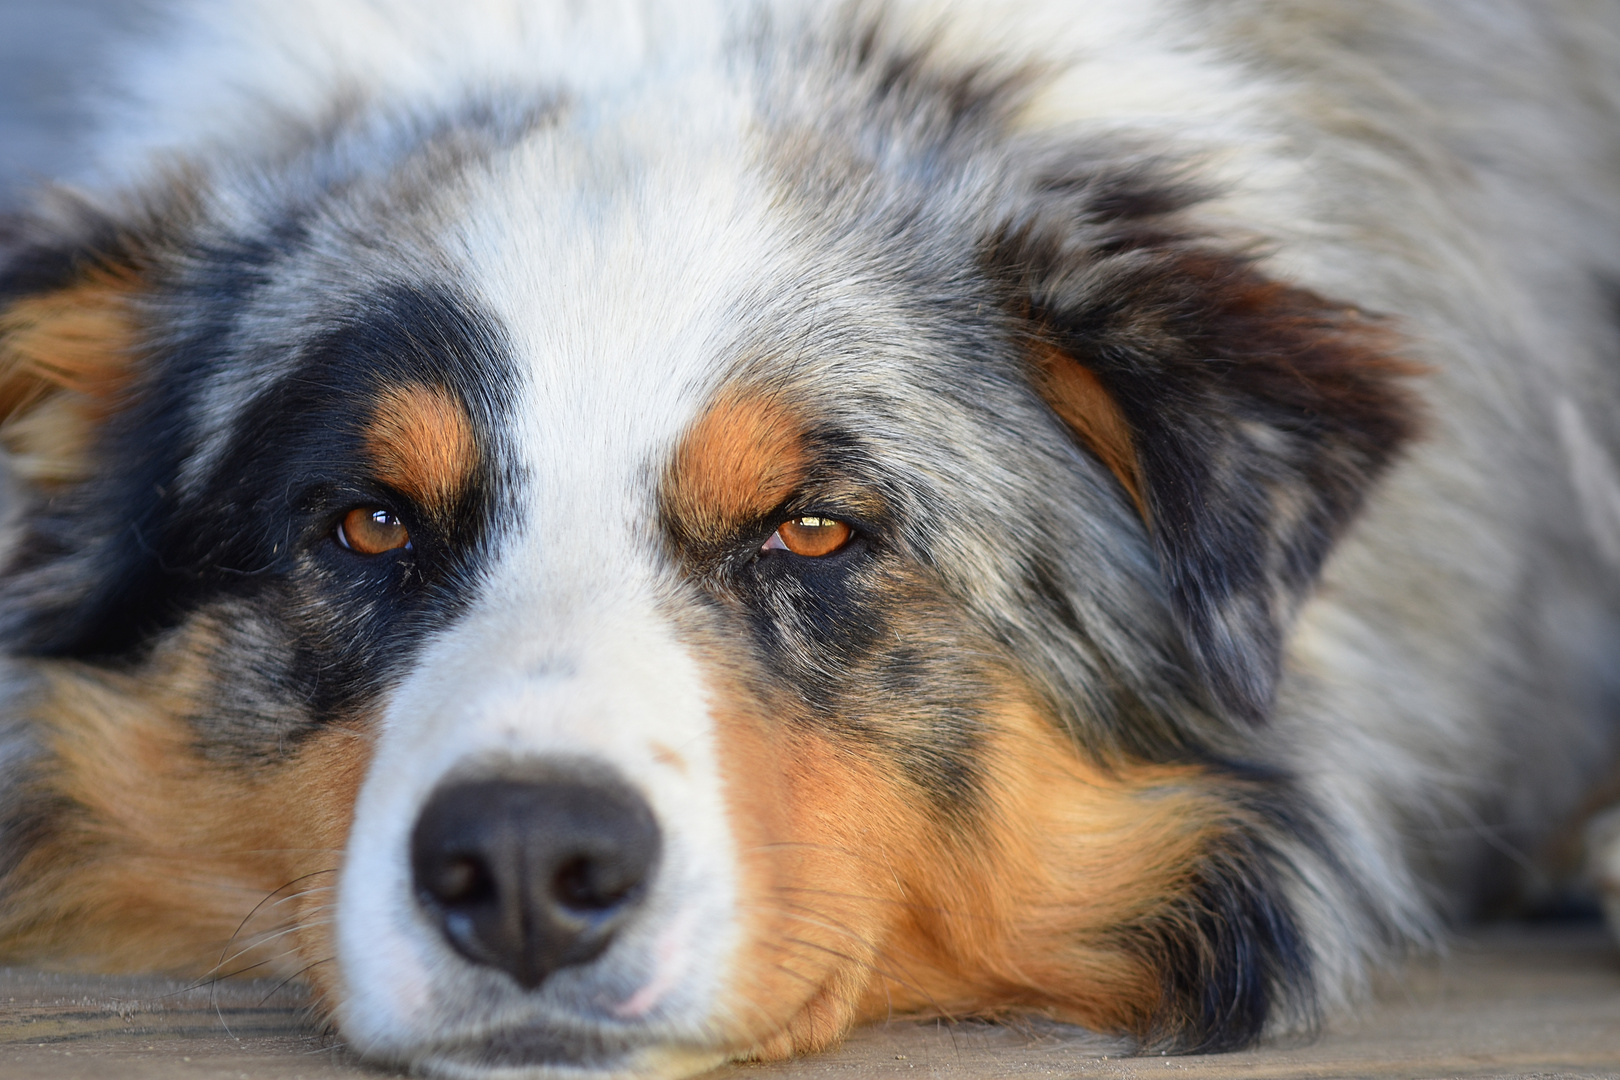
(0, 28, 1416, 1080)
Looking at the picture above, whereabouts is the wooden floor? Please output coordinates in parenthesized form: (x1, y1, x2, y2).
(1, 924, 1616, 1080)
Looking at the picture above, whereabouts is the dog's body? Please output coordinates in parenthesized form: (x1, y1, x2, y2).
(1, 1, 1618, 1076)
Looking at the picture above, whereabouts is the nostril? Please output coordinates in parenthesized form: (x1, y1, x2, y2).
(425, 854, 493, 906)
(553, 855, 640, 913)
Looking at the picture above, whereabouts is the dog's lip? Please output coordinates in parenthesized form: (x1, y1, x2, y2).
(400, 1017, 724, 1080)
(380, 991, 717, 1071)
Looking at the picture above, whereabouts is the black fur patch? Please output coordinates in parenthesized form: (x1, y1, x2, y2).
(1109, 765, 1321, 1052)
(0, 267, 518, 754)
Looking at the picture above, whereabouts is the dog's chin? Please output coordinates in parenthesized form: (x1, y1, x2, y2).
(343, 1002, 733, 1080)
(398, 1032, 729, 1080)
(346, 991, 731, 1080)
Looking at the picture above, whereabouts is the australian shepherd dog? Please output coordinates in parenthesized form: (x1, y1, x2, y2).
(0, 0, 1618, 1076)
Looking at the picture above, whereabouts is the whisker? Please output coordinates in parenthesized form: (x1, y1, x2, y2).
(764, 958, 818, 989)
(182, 922, 332, 994)
(742, 840, 898, 871)
(773, 932, 942, 1011)
(256, 957, 334, 1008)
(773, 883, 992, 924)
(721, 978, 800, 1039)
(216, 869, 341, 972)
(211, 920, 313, 974)
(742, 842, 990, 921)
(741, 901, 955, 1020)
(269, 884, 336, 910)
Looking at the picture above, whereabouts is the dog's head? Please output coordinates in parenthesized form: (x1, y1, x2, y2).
(0, 16, 1416, 1079)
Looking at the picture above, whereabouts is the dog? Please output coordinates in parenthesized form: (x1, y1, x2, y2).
(1, 0, 1618, 1076)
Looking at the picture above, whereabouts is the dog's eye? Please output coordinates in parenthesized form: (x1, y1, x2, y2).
(337, 508, 412, 555)
(763, 516, 852, 557)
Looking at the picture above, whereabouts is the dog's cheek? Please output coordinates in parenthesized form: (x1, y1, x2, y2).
(870, 699, 1256, 1035)
(0, 627, 370, 987)
(709, 690, 937, 1060)
(840, 699, 1181, 1029)
(704, 685, 1164, 1059)
(709, 677, 1308, 1055)
(862, 696, 1311, 1050)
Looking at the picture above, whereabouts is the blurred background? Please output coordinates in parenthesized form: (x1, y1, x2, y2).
(0, 0, 157, 208)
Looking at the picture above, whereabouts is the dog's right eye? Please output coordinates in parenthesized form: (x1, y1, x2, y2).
(763, 516, 853, 558)
(336, 508, 412, 555)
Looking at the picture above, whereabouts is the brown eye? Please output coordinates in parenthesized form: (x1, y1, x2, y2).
(337, 507, 411, 555)
(763, 515, 853, 558)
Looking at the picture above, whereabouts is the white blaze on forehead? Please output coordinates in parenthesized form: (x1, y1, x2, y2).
(458, 79, 782, 543)
(336, 83, 787, 1054)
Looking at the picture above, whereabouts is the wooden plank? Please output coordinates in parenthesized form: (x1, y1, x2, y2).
(0, 925, 1615, 1079)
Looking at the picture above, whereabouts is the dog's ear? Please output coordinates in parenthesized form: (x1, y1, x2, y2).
(985, 176, 1421, 724)
(0, 207, 147, 489)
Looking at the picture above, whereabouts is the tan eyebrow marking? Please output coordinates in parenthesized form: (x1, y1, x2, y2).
(666, 388, 809, 542)
(363, 383, 477, 513)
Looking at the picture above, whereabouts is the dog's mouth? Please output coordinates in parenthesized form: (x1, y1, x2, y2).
(337, 897, 733, 1080)
(401, 1021, 727, 1080)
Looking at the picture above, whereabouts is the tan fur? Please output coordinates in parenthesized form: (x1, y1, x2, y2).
(666, 389, 808, 541)
(0, 617, 368, 998)
(0, 267, 142, 485)
(711, 670, 1244, 1058)
(364, 383, 478, 515)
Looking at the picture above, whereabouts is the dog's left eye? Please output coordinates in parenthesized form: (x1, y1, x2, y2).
(762, 516, 853, 557)
(336, 508, 412, 555)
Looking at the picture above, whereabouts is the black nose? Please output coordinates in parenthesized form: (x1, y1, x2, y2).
(410, 767, 661, 990)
